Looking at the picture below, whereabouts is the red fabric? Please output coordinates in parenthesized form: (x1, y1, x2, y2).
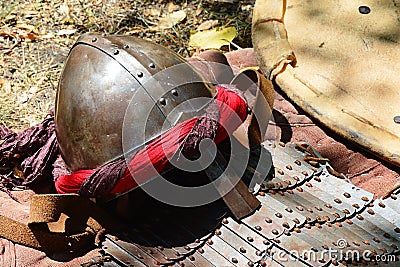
(55, 169, 95, 194)
(55, 86, 248, 195)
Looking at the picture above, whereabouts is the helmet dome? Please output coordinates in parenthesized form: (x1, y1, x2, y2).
(55, 33, 214, 171)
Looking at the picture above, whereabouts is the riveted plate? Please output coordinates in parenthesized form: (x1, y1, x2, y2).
(318, 170, 374, 208)
(208, 234, 256, 266)
(310, 169, 373, 212)
(350, 212, 399, 252)
(170, 260, 196, 267)
(301, 182, 358, 221)
(222, 217, 273, 252)
(242, 207, 286, 239)
(133, 222, 208, 257)
(380, 194, 400, 215)
(273, 232, 332, 267)
(217, 225, 263, 263)
(297, 223, 379, 260)
(268, 244, 311, 267)
(257, 192, 307, 230)
(270, 187, 339, 224)
(102, 235, 162, 267)
(81, 255, 127, 267)
(257, 254, 292, 267)
(374, 197, 400, 229)
(260, 142, 321, 190)
(361, 208, 400, 244)
(125, 228, 184, 263)
(185, 251, 215, 267)
(200, 241, 240, 266)
(339, 221, 396, 255)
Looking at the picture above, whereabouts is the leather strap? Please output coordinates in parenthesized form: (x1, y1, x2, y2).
(252, 0, 297, 80)
(231, 68, 275, 148)
(0, 194, 117, 252)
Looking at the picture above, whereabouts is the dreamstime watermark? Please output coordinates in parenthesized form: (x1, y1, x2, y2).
(121, 61, 276, 207)
(273, 238, 398, 264)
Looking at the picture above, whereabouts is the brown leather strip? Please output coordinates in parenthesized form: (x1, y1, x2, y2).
(0, 213, 93, 251)
(0, 194, 119, 252)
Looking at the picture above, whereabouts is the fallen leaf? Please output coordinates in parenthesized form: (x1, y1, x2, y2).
(0, 27, 39, 41)
(57, 29, 77, 35)
(144, 8, 161, 17)
(23, 4, 38, 18)
(29, 86, 38, 94)
(59, 0, 71, 18)
(23, 10, 38, 17)
(4, 14, 17, 22)
(40, 32, 55, 39)
(0, 3, 17, 21)
(126, 27, 146, 35)
(22, 32, 39, 41)
(4, 79, 11, 93)
(59, 0, 74, 24)
(0, 28, 16, 38)
(29, 77, 45, 94)
(167, 2, 176, 12)
(195, 7, 203, 16)
(189, 27, 236, 49)
(15, 23, 35, 32)
(197, 20, 218, 31)
(155, 10, 186, 30)
(17, 93, 30, 104)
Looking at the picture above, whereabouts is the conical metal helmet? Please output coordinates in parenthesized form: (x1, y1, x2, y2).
(55, 33, 214, 171)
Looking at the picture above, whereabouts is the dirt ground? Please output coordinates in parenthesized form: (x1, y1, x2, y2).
(0, 0, 255, 130)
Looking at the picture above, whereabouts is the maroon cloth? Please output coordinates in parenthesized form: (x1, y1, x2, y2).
(79, 158, 127, 197)
(0, 111, 58, 191)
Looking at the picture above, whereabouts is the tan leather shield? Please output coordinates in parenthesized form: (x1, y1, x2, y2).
(252, 0, 400, 166)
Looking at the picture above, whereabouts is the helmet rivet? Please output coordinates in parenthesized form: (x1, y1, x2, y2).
(159, 98, 167, 105)
(137, 72, 144, 78)
(91, 37, 97, 42)
(149, 62, 156, 69)
(171, 89, 178, 96)
(123, 44, 129, 49)
(113, 49, 119, 55)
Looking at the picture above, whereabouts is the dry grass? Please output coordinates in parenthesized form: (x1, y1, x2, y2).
(0, 0, 254, 130)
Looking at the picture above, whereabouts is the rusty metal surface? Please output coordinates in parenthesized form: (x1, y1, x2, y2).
(83, 141, 400, 266)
